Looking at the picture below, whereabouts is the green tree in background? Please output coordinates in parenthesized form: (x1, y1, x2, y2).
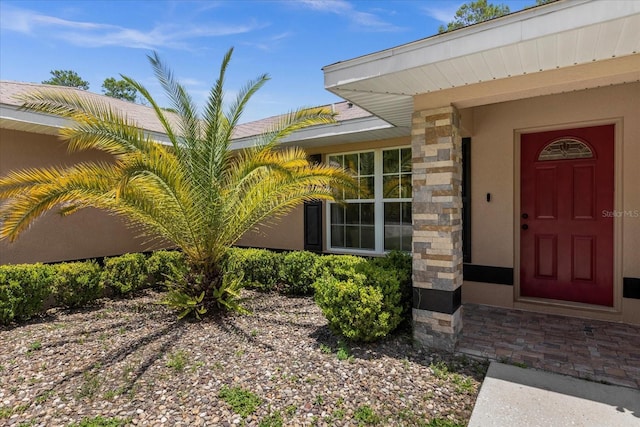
(439, 0, 510, 33)
(42, 70, 89, 90)
(102, 77, 138, 102)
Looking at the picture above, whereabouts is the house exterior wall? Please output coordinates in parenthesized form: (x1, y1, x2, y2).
(236, 206, 306, 251)
(443, 82, 640, 324)
(1, 128, 412, 261)
(0, 129, 149, 264)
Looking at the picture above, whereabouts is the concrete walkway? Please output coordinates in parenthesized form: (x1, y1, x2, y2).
(469, 362, 640, 427)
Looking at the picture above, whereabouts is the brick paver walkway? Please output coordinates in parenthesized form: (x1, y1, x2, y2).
(457, 304, 640, 389)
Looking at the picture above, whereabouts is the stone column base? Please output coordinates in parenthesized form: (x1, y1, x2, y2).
(413, 307, 463, 352)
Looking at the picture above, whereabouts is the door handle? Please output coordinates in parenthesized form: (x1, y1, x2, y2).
(522, 213, 528, 219)
(522, 224, 529, 230)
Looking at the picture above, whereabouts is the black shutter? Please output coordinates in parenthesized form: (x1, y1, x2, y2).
(462, 138, 472, 263)
(304, 154, 323, 252)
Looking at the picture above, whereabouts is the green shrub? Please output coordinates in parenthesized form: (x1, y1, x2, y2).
(101, 253, 148, 296)
(369, 250, 412, 316)
(279, 251, 318, 295)
(146, 250, 186, 288)
(313, 262, 403, 342)
(315, 254, 366, 278)
(0, 264, 54, 324)
(224, 248, 282, 290)
(53, 261, 103, 308)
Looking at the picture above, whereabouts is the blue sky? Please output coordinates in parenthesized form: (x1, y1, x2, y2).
(1, 0, 536, 123)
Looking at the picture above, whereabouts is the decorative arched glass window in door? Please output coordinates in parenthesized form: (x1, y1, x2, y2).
(538, 138, 594, 161)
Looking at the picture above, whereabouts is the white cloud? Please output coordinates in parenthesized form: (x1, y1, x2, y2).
(298, 0, 403, 32)
(241, 31, 293, 52)
(422, 2, 464, 24)
(180, 78, 206, 88)
(0, 5, 107, 33)
(0, 5, 263, 50)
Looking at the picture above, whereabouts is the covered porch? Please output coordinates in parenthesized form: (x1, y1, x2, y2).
(323, 0, 640, 352)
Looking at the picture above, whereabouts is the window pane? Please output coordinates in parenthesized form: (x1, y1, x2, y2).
(344, 154, 358, 173)
(384, 226, 400, 251)
(359, 152, 374, 175)
(401, 202, 412, 224)
(400, 175, 412, 198)
(401, 226, 412, 251)
(346, 204, 360, 224)
(361, 226, 375, 249)
(401, 148, 412, 172)
(345, 186, 358, 199)
(361, 203, 374, 225)
(345, 226, 360, 248)
(384, 202, 400, 224)
(383, 149, 399, 174)
(331, 225, 344, 247)
(329, 155, 343, 168)
(331, 204, 344, 225)
(359, 177, 374, 199)
(383, 175, 399, 198)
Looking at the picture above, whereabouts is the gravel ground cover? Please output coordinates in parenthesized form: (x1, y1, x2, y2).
(0, 290, 487, 426)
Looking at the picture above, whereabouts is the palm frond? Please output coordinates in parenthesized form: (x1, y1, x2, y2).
(147, 51, 200, 149)
(253, 107, 336, 147)
(121, 74, 181, 153)
(18, 89, 155, 156)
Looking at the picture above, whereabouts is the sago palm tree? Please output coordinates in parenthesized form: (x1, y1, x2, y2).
(0, 48, 353, 314)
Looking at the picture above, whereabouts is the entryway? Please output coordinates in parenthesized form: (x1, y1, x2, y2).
(520, 125, 614, 306)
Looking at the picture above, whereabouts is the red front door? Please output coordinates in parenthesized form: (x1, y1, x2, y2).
(520, 125, 614, 306)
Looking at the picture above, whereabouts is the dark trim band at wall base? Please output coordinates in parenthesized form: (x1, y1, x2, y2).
(413, 287, 462, 315)
(623, 277, 640, 299)
(463, 264, 514, 285)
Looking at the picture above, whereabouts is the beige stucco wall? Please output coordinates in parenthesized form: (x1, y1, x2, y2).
(236, 206, 306, 251)
(0, 129, 150, 264)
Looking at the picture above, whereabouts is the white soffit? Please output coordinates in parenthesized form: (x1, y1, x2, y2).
(323, 0, 640, 128)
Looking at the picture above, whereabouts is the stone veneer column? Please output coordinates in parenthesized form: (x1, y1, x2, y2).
(411, 106, 463, 352)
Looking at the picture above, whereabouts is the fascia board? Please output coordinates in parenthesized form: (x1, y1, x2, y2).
(324, 0, 639, 89)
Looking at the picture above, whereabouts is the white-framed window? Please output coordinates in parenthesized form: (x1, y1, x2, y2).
(327, 147, 412, 254)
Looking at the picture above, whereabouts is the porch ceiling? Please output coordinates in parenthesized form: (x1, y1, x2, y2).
(323, 0, 640, 128)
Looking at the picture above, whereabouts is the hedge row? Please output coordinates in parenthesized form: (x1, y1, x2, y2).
(225, 248, 413, 342)
(0, 250, 185, 325)
(223, 248, 344, 296)
(2, 248, 413, 343)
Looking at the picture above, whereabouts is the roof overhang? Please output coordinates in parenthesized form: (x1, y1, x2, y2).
(323, 0, 640, 128)
(230, 115, 408, 150)
(1, 105, 70, 137)
(0, 104, 174, 145)
(1, 103, 408, 151)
